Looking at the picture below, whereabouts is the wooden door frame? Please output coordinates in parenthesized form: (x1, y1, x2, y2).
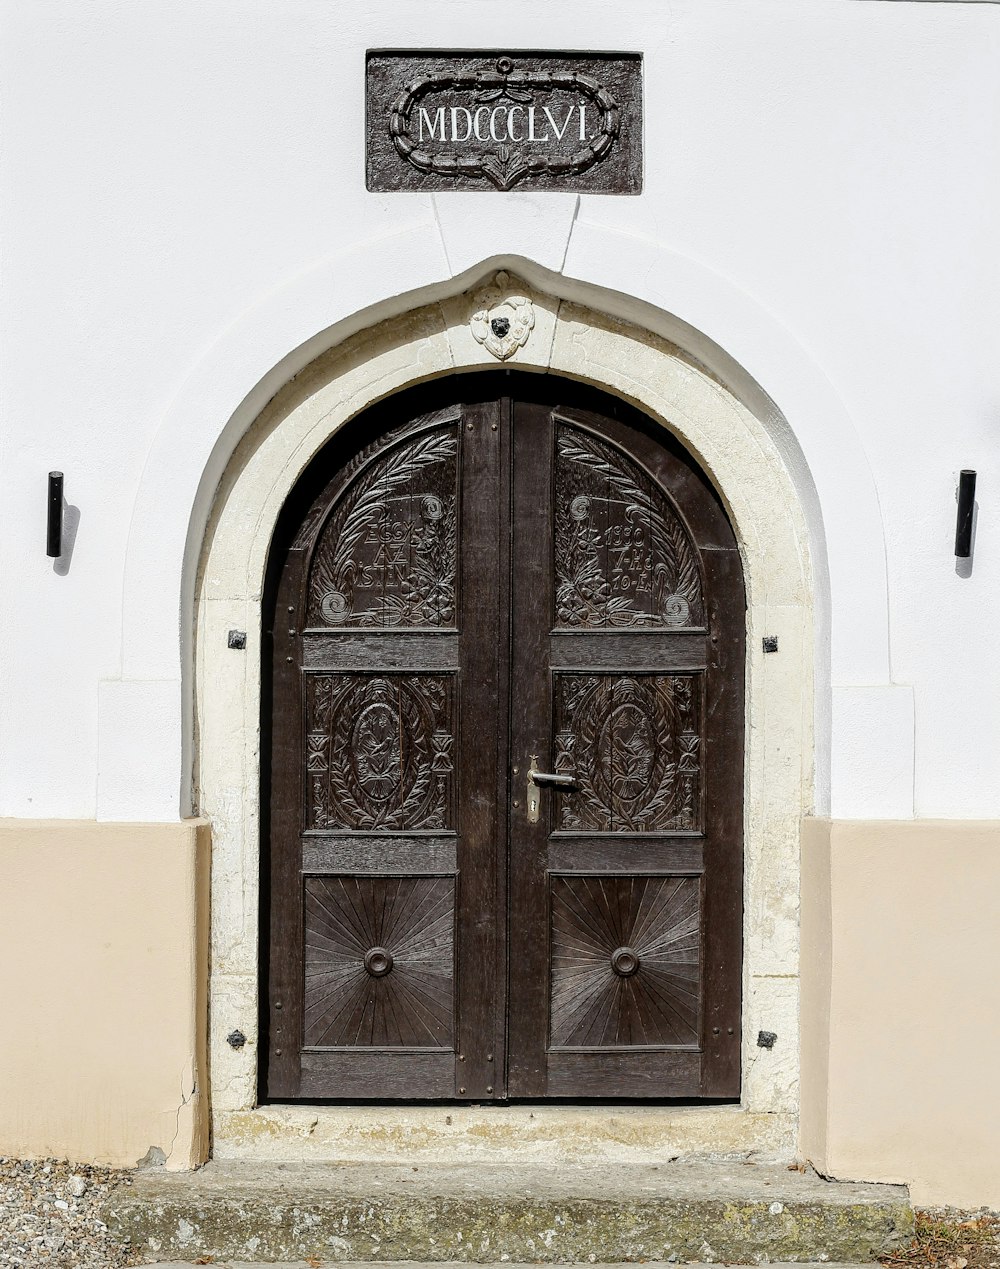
(195, 289, 814, 1157)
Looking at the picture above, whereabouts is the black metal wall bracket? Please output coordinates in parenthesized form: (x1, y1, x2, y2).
(46, 472, 63, 558)
(955, 469, 976, 558)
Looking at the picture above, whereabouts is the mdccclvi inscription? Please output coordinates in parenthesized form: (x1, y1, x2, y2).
(367, 51, 642, 194)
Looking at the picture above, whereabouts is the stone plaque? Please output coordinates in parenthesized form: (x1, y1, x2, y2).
(366, 51, 642, 194)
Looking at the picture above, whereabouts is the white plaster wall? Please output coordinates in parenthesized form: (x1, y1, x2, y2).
(2, 0, 999, 821)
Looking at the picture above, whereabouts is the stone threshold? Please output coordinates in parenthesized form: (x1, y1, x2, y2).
(211, 1105, 797, 1166)
(104, 1159, 913, 1264)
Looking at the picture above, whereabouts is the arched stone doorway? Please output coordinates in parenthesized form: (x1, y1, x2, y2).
(195, 280, 814, 1160)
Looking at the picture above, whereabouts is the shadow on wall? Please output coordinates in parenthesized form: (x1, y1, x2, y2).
(52, 499, 81, 577)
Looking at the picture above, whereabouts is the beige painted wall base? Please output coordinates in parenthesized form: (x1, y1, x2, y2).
(801, 817, 1000, 1208)
(0, 819, 210, 1170)
(214, 1105, 796, 1166)
(7, 809, 999, 1203)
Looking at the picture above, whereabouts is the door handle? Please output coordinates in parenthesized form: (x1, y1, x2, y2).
(530, 771, 580, 790)
(526, 757, 580, 823)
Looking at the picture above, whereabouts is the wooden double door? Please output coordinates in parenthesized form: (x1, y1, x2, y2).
(263, 374, 744, 1102)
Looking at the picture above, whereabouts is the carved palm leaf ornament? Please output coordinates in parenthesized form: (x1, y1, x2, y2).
(307, 426, 458, 628)
(554, 424, 704, 628)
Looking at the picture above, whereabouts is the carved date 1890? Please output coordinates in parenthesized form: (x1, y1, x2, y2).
(367, 51, 642, 194)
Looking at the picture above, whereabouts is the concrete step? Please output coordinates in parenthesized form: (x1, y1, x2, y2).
(104, 1160, 913, 1265)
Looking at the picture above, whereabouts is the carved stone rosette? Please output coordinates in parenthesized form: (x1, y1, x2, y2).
(469, 271, 535, 361)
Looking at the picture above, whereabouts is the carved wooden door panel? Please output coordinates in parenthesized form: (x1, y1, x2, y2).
(505, 398, 744, 1098)
(263, 376, 743, 1101)
(265, 395, 505, 1100)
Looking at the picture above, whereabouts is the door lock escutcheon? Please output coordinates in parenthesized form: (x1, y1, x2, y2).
(526, 755, 580, 823)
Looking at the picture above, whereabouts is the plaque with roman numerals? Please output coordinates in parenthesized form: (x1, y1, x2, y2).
(366, 51, 642, 194)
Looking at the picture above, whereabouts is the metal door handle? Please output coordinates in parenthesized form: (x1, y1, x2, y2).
(526, 757, 580, 822)
(529, 771, 580, 790)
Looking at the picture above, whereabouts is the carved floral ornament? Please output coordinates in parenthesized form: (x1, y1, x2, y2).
(469, 271, 535, 361)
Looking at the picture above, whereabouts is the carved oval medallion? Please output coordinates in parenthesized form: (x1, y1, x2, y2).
(350, 700, 404, 803)
(597, 701, 656, 807)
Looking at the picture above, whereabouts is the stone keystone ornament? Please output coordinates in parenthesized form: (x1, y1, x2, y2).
(470, 271, 535, 360)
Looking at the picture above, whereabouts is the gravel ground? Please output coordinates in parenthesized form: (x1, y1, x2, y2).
(0, 1158, 132, 1268)
(880, 1209, 1000, 1269)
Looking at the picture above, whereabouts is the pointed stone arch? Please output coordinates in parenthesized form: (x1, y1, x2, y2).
(194, 274, 816, 1159)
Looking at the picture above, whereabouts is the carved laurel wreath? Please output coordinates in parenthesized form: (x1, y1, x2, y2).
(389, 58, 621, 191)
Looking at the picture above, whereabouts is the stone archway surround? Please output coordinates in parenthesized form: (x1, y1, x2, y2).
(196, 279, 814, 1163)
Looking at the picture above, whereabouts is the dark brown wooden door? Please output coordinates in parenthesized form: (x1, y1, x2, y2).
(262, 374, 744, 1102)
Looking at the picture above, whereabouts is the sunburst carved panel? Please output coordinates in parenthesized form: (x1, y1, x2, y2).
(554, 424, 703, 629)
(550, 874, 701, 1048)
(304, 875, 455, 1048)
(306, 674, 454, 830)
(554, 673, 701, 832)
(307, 424, 458, 628)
